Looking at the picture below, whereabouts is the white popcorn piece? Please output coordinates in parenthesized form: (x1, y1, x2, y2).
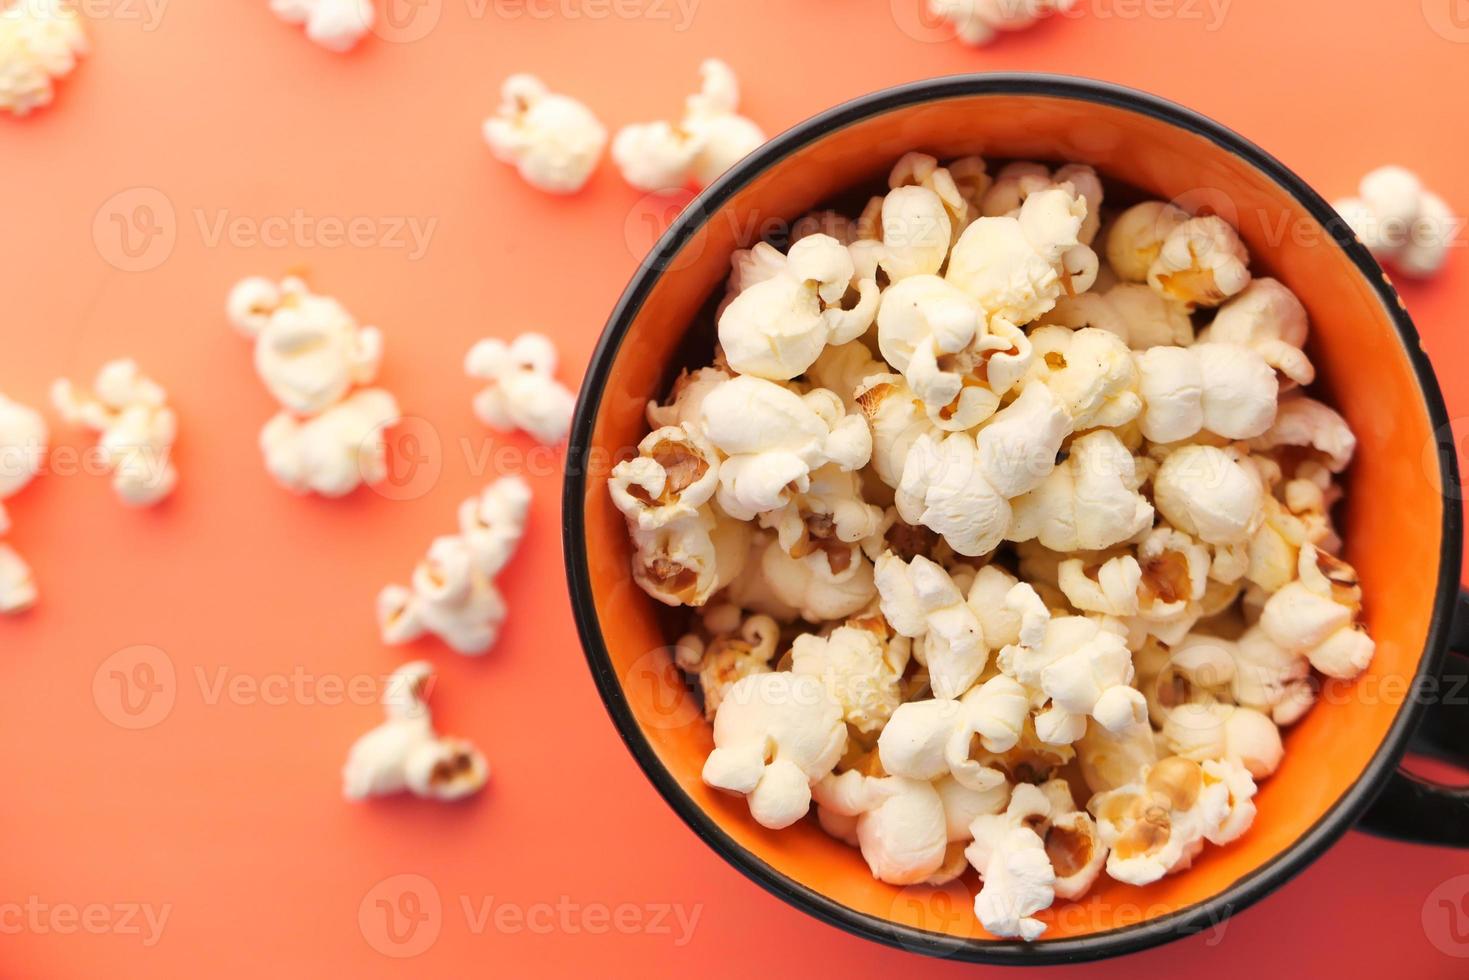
(935, 773, 1011, 843)
(812, 770, 949, 885)
(1246, 394, 1356, 473)
(1058, 555, 1142, 618)
(981, 162, 1104, 246)
(928, 0, 1077, 47)
(878, 675, 1030, 790)
(0, 543, 35, 613)
(876, 275, 984, 410)
(854, 374, 938, 489)
(1130, 526, 1211, 643)
(806, 342, 886, 413)
(1153, 445, 1264, 546)
(873, 553, 990, 698)
(701, 377, 871, 521)
(718, 234, 879, 380)
(791, 623, 904, 734)
(612, 58, 765, 191)
(466, 332, 577, 445)
(965, 781, 1103, 941)
(609, 424, 719, 531)
(964, 565, 1026, 649)
(760, 463, 884, 569)
(1231, 625, 1315, 726)
(1008, 430, 1154, 553)
(702, 671, 847, 829)
(1259, 544, 1374, 680)
(343, 661, 489, 802)
(1334, 165, 1457, 278)
(645, 366, 730, 433)
(1028, 326, 1141, 431)
(676, 606, 780, 718)
(1106, 201, 1190, 283)
(1043, 282, 1193, 350)
(975, 381, 1073, 499)
(270, 0, 373, 52)
(51, 359, 178, 507)
(628, 505, 749, 609)
(227, 276, 385, 418)
(1135, 341, 1278, 443)
(896, 431, 1011, 558)
(260, 388, 400, 498)
(757, 533, 874, 622)
(877, 187, 955, 282)
(482, 74, 607, 194)
(1077, 717, 1158, 795)
(378, 476, 531, 654)
(0, 392, 47, 507)
(888, 152, 981, 240)
(1089, 755, 1256, 885)
(1202, 278, 1314, 388)
(1002, 613, 1146, 742)
(1161, 702, 1284, 780)
(947, 189, 1100, 329)
(0, 0, 86, 116)
(1147, 216, 1251, 310)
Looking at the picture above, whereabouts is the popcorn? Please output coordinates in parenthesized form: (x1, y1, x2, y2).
(878, 675, 1030, 789)
(1152, 444, 1264, 546)
(1246, 394, 1356, 473)
(1058, 555, 1142, 617)
(482, 74, 607, 194)
(1161, 702, 1284, 780)
(227, 276, 384, 418)
(1089, 755, 1256, 885)
(1106, 201, 1190, 283)
(791, 622, 904, 734)
(806, 342, 886, 413)
(1147, 216, 1251, 310)
(1259, 544, 1374, 680)
(1334, 165, 1457, 278)
(876, 275, 984, 410)
(1028, 326, 1141, 430)
(646, 366, 729, 432)
(342, 661, 490, 802)
(0, 0, 86, 116)
(1231, 625, 1315, 726)
(1008, 430, 1154, 553)
(974, 381, 1073, 498)
(877, 187, 956, 281)
(612, 58, 765, 191)
(51, 359, 178, 507)
(609, 424, 719, 531)
(1077, 717, 1157, 795)
(947, 188, 1099, 327)
(718, 234, 879, 381)
(999, 613, 1146, 743)
(812, 770, 949, 884)
(757, 532, 873, 622)
(874, 554, 989, 698)
(761, 463, 883, 565)
(1130, 526, 1210, 643)
(965, 781, 1104, 941)
(0, 543, 35, 613)
(465, 332, 576, 445)
(270, 0, 373, 52)
(260, 388, 400, 498)
(701, 377, 871, 521)
(702, 671, 847, 829)
(895, 432, 1011, 557)
(1135, 341, 1278, 443)
(378, 477, 531, 654)
(1043, 283, 1193, 350)
(0, 392, 46, 515)
(928, 0, 1077, 46)
(855, 374, 938, 488)
(676, 606, 780, 718)
(1202, 278, 1314, 388)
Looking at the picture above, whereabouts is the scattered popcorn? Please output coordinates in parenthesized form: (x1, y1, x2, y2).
(51, 359, 178, 507)
(612, 58, 765, 191)
(270, 0, 374, 53)
(1334, 165, 1457, 278)
(608, 154, 1375, 935)
(928, 0, 1076, 46)
(227, 276, 401, 496)
(0, 392, 46, 527)
(377, 477, 531, 655)
(342, 661, 489, 802)
(482, 74, 607, 194)
(0, 0, 86, 116)
(0, 542, 35, 613)
(465, 332, 576, 445)
(702, 670, 847, 829)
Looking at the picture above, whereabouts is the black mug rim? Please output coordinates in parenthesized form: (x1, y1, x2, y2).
(562, 72, 1465, 965)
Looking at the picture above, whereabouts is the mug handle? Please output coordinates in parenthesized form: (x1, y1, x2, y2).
(1357, 589, 1469, 846)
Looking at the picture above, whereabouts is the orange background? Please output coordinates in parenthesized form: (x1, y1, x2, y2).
(2, 1, 1469, 977)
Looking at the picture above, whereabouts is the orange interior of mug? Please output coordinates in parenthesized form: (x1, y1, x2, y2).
(578, 92, 1444, 941)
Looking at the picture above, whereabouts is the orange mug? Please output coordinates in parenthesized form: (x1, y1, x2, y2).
(563, 74, 1467, 963)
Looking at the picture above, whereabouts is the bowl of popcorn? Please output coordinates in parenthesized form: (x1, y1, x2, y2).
(563, 74, 1465, 963)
